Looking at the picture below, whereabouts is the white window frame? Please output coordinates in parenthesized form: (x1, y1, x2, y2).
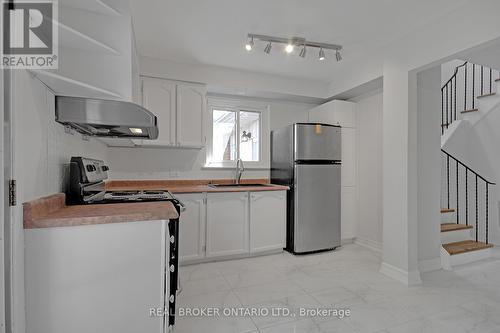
(205, 97, 270, 169)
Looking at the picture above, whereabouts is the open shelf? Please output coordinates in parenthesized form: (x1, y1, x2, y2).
(30, 70, 123, 100)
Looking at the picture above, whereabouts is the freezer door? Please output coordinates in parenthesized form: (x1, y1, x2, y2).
(293, 164, 341, 253)
(294, 123, 341, 161)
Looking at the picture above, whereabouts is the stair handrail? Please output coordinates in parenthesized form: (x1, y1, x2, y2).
(441, 149, 495, 185)
(441, 61, 498, 134)
(441, 61, 468, 90)
(442, 149, 495, 244)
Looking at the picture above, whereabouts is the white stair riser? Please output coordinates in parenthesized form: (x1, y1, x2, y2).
(441, 246, 492, 270)
(441, 212, 456, 224)
(441, 228, 473, 244)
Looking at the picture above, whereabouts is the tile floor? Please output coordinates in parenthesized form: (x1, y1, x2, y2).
(175, 244, 500, 333)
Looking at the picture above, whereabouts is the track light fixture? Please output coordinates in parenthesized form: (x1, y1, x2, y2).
(319, 48, 325, 61)
(264, 42, 272, 54)
(299, 45, 306, 58)
(335, 50, 342, 62)
(245, 37, 254, 51)
(245, 33, 342, 61)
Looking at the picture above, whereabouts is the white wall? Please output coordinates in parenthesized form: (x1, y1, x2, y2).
(140, 56, 328, 102)
(353, 91, 383, 249)
(107, 97, 313, 180)
(12, 71, 108, 333)
(323, 0, 500, 285)
(416, 66, 442, 273)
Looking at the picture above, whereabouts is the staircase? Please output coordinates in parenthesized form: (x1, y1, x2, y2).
(440, 61, 498, 269)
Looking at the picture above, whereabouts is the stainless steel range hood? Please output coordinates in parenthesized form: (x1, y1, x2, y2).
(55, 96, 159, 139)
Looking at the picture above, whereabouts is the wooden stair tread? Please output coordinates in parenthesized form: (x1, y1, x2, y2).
(461, 108, 479, 114)
(441, 208, 455, 213)
(443, 240, 493, 255)
(441, 223, 473, 232)
(477, 92, 496, 99)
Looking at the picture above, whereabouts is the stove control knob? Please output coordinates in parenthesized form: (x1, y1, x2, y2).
(86, 165, 95, 172)
(101, 165, 109, 172)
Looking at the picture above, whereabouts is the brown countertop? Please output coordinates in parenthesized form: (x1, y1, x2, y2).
(23, 193, 179, 229)
(105, 179, 289, 194)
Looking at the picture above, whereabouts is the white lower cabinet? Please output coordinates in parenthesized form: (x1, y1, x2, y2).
(179, 190, 286, 263)
(177, 193, 206, 262)
(250, 191, 286, 253)
(25, 220, 168, 333)
(206, 192, 249, 258)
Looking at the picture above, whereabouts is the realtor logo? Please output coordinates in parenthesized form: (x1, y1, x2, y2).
(2, 1, 58, 68)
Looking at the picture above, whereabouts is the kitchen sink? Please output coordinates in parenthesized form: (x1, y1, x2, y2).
(208, 183, 269, 188)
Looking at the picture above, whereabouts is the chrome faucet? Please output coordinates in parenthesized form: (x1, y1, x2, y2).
(235, 158, 245, 184)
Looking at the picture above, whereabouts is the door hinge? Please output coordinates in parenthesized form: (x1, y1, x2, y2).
(9, 179, 17, 207)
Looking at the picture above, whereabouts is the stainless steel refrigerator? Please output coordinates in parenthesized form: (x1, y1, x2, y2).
(271, 123, 341, 254)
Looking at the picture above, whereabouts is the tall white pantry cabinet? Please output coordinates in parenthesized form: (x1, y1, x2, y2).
(308, 100, 357, 241)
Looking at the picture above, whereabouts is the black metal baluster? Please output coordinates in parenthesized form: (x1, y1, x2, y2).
(472, 64, 476, 109)
(475, 175, 478, 242)
(446, 85, 450, 129)
(441, 88, 444, 134)
(447, 155, 450, 209)
(464, 64, 468, 111)
(450, 80, 453, 122)
(486, 184, 489, 244)
(465, 170, 469, 226)
(481, 65, 484, 96)
(454, 76, 457, 121)
(490, 68, 493, 94)
(456, 160, 459, 224)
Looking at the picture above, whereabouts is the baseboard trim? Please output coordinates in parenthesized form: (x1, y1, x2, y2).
(379, 262, 422, 286)
(341, 238, 355, 246)
(418, 257, 442, 273)
(354, 236, 382, 253)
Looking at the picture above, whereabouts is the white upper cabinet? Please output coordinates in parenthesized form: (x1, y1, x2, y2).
(141, 77, 176, 146)
(309, 100, 356, 128)
(139, 77, 206, 148)
(176, 83, 207, 147)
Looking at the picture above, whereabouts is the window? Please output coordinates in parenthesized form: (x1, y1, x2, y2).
(206, 98, 269, 168)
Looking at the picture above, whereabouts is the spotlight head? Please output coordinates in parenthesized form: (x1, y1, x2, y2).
(299, 46, 306, 58)
(264, 42, 272, 54)
(245, 37, 254, 51)
(285, 44, 294, 53)
(335, 50, 342, 62)
(319, 48, 325, 61)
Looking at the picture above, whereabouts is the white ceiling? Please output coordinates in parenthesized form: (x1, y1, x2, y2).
(130, 0, 470, 82)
